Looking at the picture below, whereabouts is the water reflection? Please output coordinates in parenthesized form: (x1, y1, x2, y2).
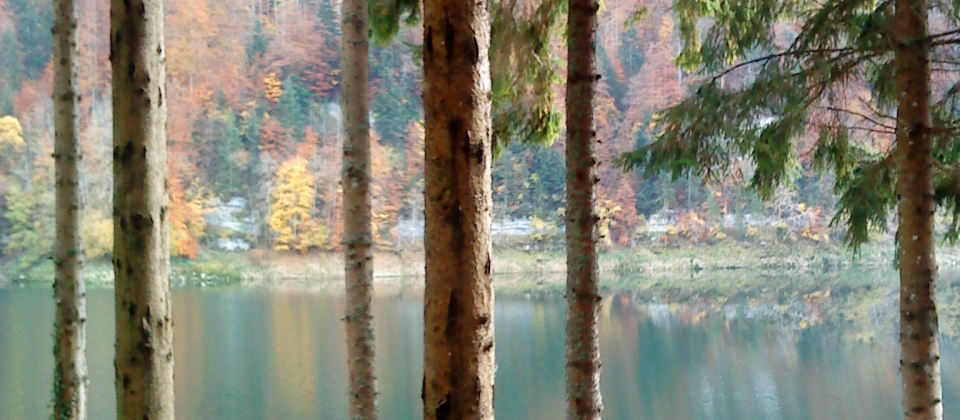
(0, 286, 958, 419)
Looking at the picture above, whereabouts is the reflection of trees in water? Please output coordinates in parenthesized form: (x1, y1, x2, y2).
(601, 293, 909, 419)
(602, 267, 960, 344)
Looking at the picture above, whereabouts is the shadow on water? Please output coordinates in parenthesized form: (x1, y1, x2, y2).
(2, 269, 960, 419)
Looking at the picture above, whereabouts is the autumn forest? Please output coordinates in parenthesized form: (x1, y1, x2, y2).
(3, 0, 960, 418)
(0, 0, 845, 262)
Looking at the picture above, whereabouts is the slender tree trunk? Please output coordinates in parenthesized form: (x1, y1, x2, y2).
(52, 0, 88, 415)
(894, 0, 942, 419)
(564, 0, 602, 417)
(111, 0, 175, 415)
(421, 0, 494, 417)
(342, 0, 378, 414)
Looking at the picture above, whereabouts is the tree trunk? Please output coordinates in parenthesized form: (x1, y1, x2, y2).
(894, 0, 942, 419)
(564, 0, 602, 417)
(421, 0, 494, 417)
(111, 0, 175, 415)
(52, 0, 88, 415)
(342, 0, 378, 414)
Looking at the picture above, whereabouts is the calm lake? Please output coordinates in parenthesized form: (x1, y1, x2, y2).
(2, 284, 960, 419)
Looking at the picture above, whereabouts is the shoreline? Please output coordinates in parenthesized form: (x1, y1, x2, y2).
(5, 241, 959, 296)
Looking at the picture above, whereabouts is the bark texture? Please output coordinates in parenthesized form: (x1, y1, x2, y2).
(421, 0, 495, 417)
(342, 0, 378, 415)
(52, 0, 88, 415)
(111, 0, 175, 415)
(895, 0, 942, 419)
(564, 0, 602, 417)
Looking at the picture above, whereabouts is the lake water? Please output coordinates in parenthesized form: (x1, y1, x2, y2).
(2, 286, 960, 419)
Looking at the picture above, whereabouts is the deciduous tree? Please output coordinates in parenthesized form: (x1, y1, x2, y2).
(269, 157, 317, 252)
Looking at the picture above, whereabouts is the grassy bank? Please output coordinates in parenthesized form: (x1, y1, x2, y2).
(0, 251, 254, 288)
(243, 241, 960, 296)
(5, 241, 959, 296)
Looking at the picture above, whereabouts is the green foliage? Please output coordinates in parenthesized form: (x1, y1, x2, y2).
(247, 18, 269, 61)
(829, 156, 895, 252)
(171, 254, 244, 288)
(597, 47, 624, 108)
(490, 0, 565, 156)
(3, 182, 52, 268)
(618, 26, 645, 79)
(8, 0, 52, 79)
(618, 0, 960, 249)
(217, 110, 244, 195)
(368, 0, 565, 158)
(372, 46, 421, 148)
(0, 30, 22, 115)
(278, 77, 310, 140)
(493, 142, 565, 222)
(369, 0, 420, 45)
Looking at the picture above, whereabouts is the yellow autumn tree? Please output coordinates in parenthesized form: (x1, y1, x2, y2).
(0, 115, 25, 153)
(169, 175, 210, 259)
(270, 157, 326, 252)
(82, 212, 114, 260)
(264, 72, 283, 103)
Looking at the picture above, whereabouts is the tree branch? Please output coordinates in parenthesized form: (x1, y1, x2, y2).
(820, 106, 896, 131)
(705, 47, 864, 84)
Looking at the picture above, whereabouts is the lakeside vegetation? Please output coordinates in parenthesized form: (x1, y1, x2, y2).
(5, 240, 958, 293)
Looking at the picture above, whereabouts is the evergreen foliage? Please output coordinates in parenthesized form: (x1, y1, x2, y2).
(618, 0, 960, 250)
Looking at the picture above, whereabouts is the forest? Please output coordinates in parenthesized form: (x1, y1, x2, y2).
(3, 0, 960, 418)
(0, 0, 843, 263)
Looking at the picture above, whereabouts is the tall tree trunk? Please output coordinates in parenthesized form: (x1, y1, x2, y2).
(894, 0, 942, 419)
(52, 0, 88, 415)
(342, 0, 378, 414)
(564, 0, 602, 417)
(421, 0, 494, 417)
(111, 0, 175, 415)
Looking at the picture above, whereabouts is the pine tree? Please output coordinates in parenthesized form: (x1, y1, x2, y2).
(342, 0, 378, 414)
(217, 110, 243, 195)
(111, 0, 175, 414)
(52, 0, 87, 413)
(0, 30, 23, 114)
(9, 0, 53, 79)
(565, 0, 602, 415)
(370, 0, 565, 156)
(893, 1, 941, 417)
(421, 0, 495, 417)
(618, 1, 960, 418)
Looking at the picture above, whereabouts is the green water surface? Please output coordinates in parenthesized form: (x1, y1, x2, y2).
(1, 285, 958, 419)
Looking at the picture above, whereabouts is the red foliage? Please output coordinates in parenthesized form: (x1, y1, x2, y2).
(259, 118, 294, 161)
(610, 179, 639, 247)
(12, 67, 52, 116)
(168, 174, 202, 259)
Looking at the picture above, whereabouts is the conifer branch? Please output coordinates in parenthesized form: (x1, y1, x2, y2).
(822, 106, 896, 131)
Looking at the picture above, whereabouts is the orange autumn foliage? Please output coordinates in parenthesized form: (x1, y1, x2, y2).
(259, 117, 294, 160)
(168, 175, 208, 259)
